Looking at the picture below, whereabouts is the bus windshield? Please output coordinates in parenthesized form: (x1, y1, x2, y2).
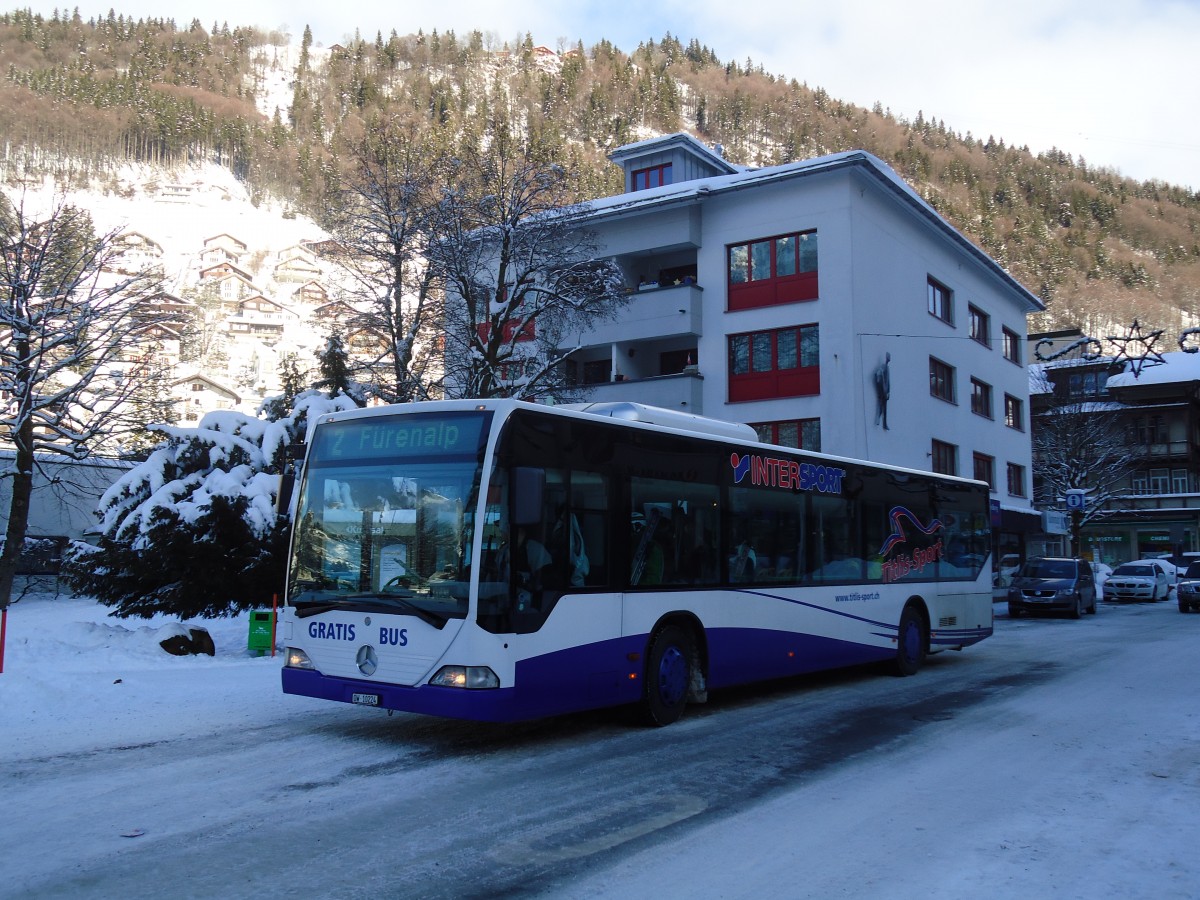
(286, 411, 491, 626)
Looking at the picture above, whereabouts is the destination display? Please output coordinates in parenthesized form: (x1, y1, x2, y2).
(312, 412, 489, 462)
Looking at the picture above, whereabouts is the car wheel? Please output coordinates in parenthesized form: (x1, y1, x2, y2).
(1180, 597, 1188, 613)
(1070, 594, 1083, 619)
(1088, 593, 1097, 615)
(1008, 605, 1021, 618)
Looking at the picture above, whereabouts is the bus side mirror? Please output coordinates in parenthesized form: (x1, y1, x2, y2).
(512, 467, 545, 526)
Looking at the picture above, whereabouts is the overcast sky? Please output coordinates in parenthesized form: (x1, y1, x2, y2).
(21, 0, 1200, 189)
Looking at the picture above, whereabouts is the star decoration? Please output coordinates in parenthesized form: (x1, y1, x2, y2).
(1107, 319, 1166, 378)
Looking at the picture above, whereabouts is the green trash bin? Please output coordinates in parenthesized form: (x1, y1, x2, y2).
(248, 609, 275, 656)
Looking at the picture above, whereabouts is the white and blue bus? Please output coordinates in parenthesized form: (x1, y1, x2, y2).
(281, 399, 992, 725)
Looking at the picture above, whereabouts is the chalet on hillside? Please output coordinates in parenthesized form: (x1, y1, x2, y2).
(129, 323, 183, 364)
(201, 233, 248, 266)
(226, 294, 295, 345)
(292, 280, 329, 305)
(199, 261, 254, 283)
(273, 247, 322, 283)
(236, 295, 290, 319)
(155, 182, 198, 203)
(346, 327, 389, 357)
(200, 264, 259, 303)
(300, 238, 346, 260)
(139, 291, 194, 328)
(311, 299, 359, 322)
(171, 373, 241, 423)
(107, 231, 164, 275)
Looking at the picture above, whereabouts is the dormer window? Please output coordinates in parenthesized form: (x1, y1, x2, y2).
(632, 163, 672, 191)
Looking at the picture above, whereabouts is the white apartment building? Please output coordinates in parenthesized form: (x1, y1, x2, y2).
(558, 133, 1044, 540)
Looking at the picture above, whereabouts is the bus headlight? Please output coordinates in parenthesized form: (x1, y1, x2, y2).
(285, 647, 316, 670)
(429, 665, 500, 689)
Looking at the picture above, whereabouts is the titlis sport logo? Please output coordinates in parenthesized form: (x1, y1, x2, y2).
(878, 506, 945, 584)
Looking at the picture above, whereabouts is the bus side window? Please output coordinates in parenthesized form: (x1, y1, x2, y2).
(546, 469, 608, 590)
(629, 478, 719, 588)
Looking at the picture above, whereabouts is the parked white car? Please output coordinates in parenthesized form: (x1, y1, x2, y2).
(1143, 556, 1180, 582)
(1106, 561, 1172, 602)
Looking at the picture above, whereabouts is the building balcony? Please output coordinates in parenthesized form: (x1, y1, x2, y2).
(585, 283, 702, 345)
(1095, 493, 1200, 514)
(576, 371, 705, 414)
(1134, 440, 1192, 459)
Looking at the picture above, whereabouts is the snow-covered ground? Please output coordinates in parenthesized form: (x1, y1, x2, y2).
(2, 592, 1198, 898)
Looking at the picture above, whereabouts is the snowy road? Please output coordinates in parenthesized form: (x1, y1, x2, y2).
(3, 598, 1199, 898)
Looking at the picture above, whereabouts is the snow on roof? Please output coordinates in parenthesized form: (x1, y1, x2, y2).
(574, 146, 1043, 313)
(1106, 350, 1200, 388)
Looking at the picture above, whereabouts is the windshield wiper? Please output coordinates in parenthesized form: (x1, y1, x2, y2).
(291, 599, 341, 618)
(292, 595, 449, 629)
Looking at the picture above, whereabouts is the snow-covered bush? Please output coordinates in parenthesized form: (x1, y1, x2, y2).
(64, 391, 358, 618)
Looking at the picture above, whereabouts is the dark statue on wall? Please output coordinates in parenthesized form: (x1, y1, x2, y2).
(874, 352, 891, 430)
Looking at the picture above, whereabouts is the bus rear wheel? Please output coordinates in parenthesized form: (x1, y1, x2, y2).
(893, 605, 927, 677)
(640, 624, 693, 726)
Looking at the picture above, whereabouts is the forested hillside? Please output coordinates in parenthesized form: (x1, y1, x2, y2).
(3, 7, 1198, 337)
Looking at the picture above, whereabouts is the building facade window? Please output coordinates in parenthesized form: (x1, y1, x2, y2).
(1066, 370, 1108, 400)
(931, 439, 957, 476)
(727, 231, 818, 310)
(1131, 414, 1168, 444)
(929, 357, 956, 403)
(928, 277, 953, 325)
(1007, 462, 1026, 497)
(1004, 394, 1024, 430)
(970, 377, 993, 418)
(973, 453, 995, 490)
(751, 418, 821, 451)
(582, 359, 611, 384)
(1002, 327, 1022, 364)
(968, 305, 990, 346)
(728, 324, 819, 401)
(1131, 469, 1193, 495)
(632, 163, 672, 191)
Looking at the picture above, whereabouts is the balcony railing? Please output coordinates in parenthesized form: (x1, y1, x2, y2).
(1133, 440, 1191, 458)
(584, 283, 702, 345)
(578, 371, 704, 414)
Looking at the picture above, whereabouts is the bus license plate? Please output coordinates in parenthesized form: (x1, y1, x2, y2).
(351, 693, 380, 706)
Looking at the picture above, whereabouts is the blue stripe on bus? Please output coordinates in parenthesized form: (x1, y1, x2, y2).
(736, 588, 993, 648)
(282, 623, 929, 723)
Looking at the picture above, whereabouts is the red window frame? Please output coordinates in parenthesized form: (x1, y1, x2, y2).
(632, 163, 672, 191)
(476, 318, 535, 343)
(751, 418, 821, 451)
(728, 324, 819, 402)
(727, 231, 818, 311)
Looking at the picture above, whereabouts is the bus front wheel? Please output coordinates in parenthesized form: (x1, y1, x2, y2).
(640, 624, 693, 726)
(893, 605, 927, 677)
